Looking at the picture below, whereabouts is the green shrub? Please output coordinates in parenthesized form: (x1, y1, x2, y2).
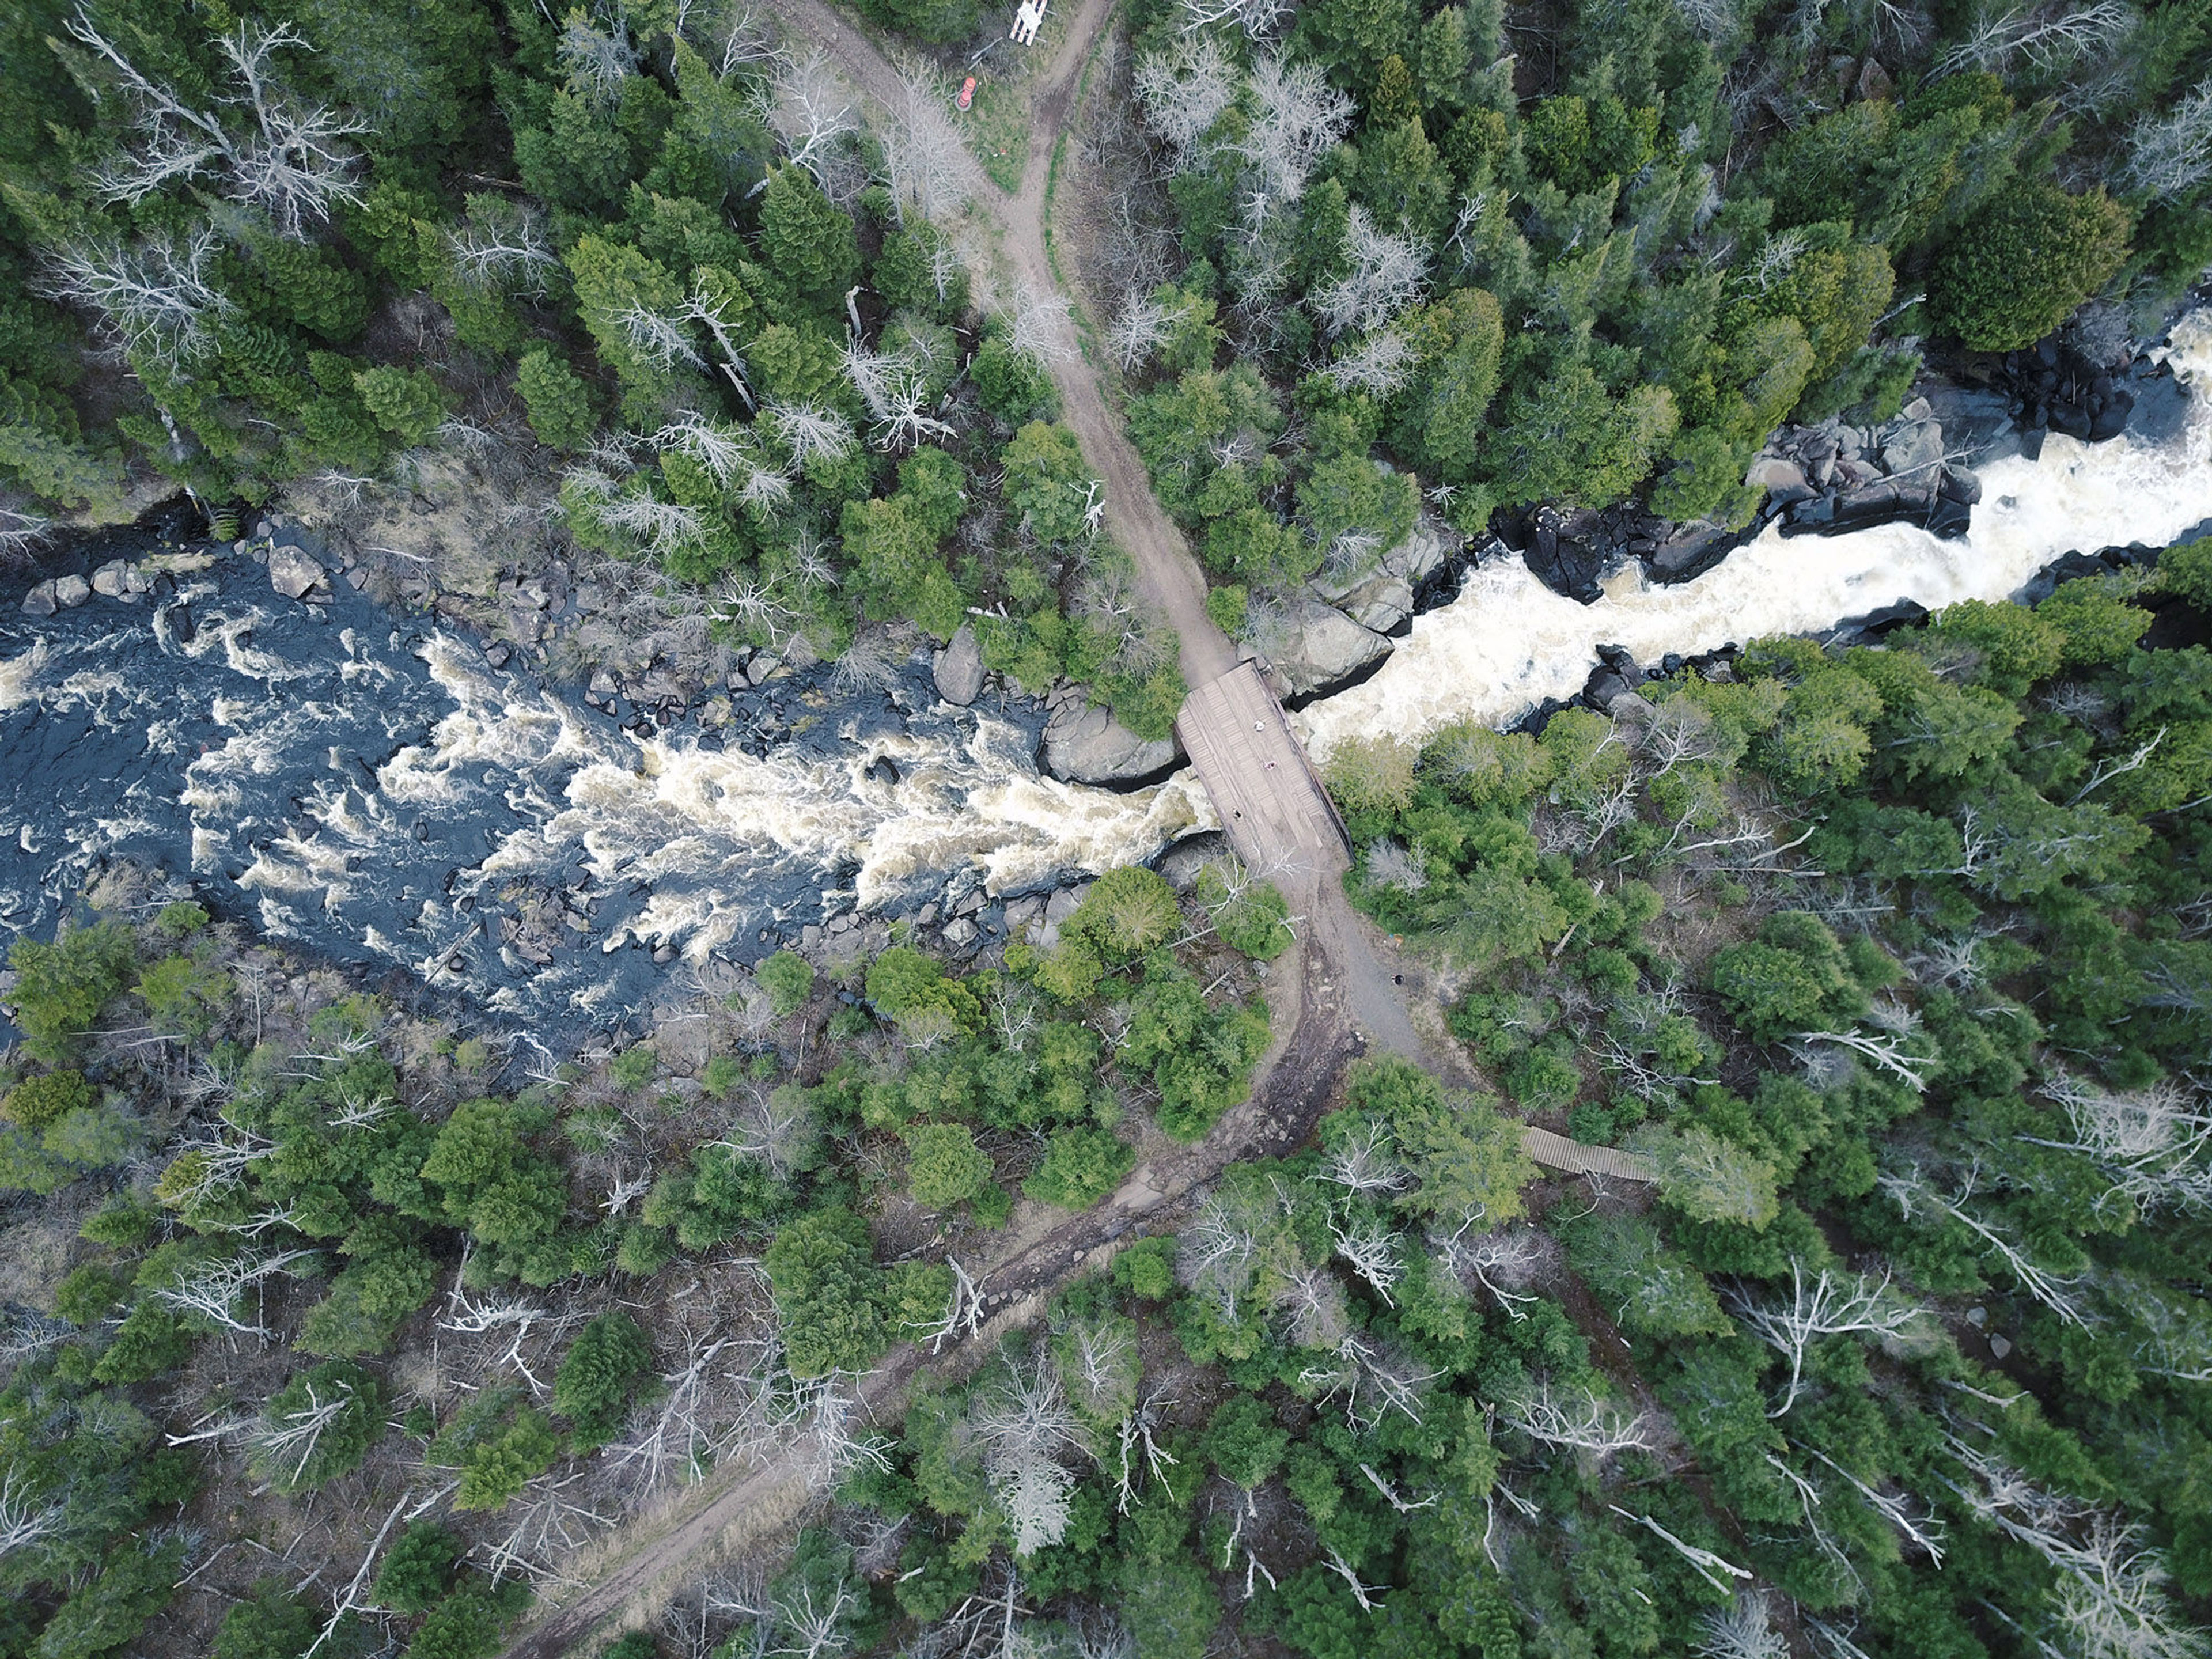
(552, 1312, 653, 1450)
(373, 1522, 462, 1613)
(1024, 1126, 1135, 1209)
(6, 921, 135, 1062)
(248, 1362, 383, 1492)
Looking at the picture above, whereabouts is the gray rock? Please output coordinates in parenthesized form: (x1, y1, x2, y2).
(933, 623, 985, 706)
(268, 544, 327, 600)
(1260, 595, 1394, 699)
(942, 916, 978, 946)
(92, 560, 131, 598)
(1987, 1334, 2013, 1359)
(52, 574, 90, 608)
(1878, 418, 1946, 482)
(1155, 830, 1232, 891)
(747, 654, 781, 686)
(1040, 699, 1180, 786)
(1745, 456, 1815, 504)
(20, 580, 56, 618)
(1003, 895, 1044, 933)
(1045, 884, 1090, 925)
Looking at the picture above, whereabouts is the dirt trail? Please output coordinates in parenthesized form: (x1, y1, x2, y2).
(501, 937, 1352, 1659)
(498, 12, 1448, 1650)
(783, 0, 1230, 690)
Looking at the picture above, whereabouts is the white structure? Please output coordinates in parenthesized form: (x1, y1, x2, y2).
(1010, 0, 1046, 44)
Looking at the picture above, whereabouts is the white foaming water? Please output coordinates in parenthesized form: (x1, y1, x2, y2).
(367, 650, 1230, 960)
(1302, 313, 2212, 759)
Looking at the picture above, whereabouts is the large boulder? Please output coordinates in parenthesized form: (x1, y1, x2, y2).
(933, 623, 985, 706)
(1040, 699, 1181, 788)
(1310, 514, 1460, 633)
(1262, 594, 1395, 699)
(1877, 418, 1946, 483)
(268, 543, 327, 601)
(52, 574, 90, 608)
(1745, 454, 1816, 507)
(19, 579, 56, 618)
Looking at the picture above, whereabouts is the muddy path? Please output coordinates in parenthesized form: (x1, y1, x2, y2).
(501, 941, 1355, 1658)
(779, 0, 1230, 690)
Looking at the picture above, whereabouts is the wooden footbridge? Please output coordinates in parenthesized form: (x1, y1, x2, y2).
(1175, 662, 1349, 884)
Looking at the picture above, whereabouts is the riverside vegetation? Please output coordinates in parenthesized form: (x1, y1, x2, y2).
(0, 854, 1289, 1657)
(6, 542, 2197, 1659)
(3, 1, 2212, 1658)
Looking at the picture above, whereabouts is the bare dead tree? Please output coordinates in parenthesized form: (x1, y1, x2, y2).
(1107, 287, 1173, 372)
(0, 1471, 63, 1560)
(1362, 838, 1429, 896)
(1179, 0, 1291, 39)
(1880, 1159, 2091, 1327)
(718, 1083, 821, 1182)
(1934, 0, 2135, 79)
(2021, 1071, 2212, 1218)
(67, 10, 370, 236)
(1132, 36, 1238, 171)
(1321, 330, 1417, 396)
(908, 1257, 988, 1355)
(755, 51, 858, 190)
(1498, 1380, 1657, 1462)
(1730, 1260, 1926, 1416)
(1942, 1433, 2201, 1659)
(2124, 78, 2212, 200)
(1320, 1118, 1409, 1197)
(1231, 55, 1354, 204)
(882, 66, 987, 226)
(1328, 1210, 1403, 1307)
(1302, 1334, 1440, 1431)
(972, 1350, 1089, 1556)
(1312, 205, 1430, 337)
(1793, 1025, 1934, 1091)
(1058, 1315, 1139, 1419)
(844, 342, 956, 451)
(1696, 1592, 1789, 1659)
(1006, 286, 1077, 364)
(1797, 1443, 1946, 1565)
(0, 507, 55, 559)
(477, 1468, 613, 1587)
(763, 402, 859, 468)
(1612, 1505, 1755, 1596)
(599, 493, 709, 561)
(558, 10, 640, 103)
(612, 299, 708, 373)
(1113, 1389, 1179, 1514)
(150, 1246, 320, 1338)
(1432, 1218, 1546, 1319)
(247, 1370, 365, 1487)
(44, 227, 234, 370)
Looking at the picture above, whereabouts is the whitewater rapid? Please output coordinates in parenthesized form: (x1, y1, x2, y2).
(1300, 310, 2212, 760)
(1, 567, 1207, 1023)
(5, 313, 2207, 1027)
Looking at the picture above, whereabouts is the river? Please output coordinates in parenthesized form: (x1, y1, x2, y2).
(3, 312, 2206, 1028)
(1302, 309, 2212, 759)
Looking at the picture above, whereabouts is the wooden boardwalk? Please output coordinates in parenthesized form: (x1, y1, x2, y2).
(1176, 662, 1350, 882)
(1522, 1126, 1658, 1183)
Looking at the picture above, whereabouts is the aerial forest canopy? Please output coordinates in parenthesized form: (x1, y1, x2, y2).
(0, 0, 1185, 737)
(2, 0, 2212, 1657)
(1111, 0, 2209, 567)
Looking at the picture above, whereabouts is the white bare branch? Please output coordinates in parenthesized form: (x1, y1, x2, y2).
(2124, 79, 2212, 201)
(2022, 1071, 2212, 1218)
(1313, 204, 1429, 338)
(974, 1350, 1088, 1556)
(1729, 1260, 1926, 1416)
(1499, 1380, 1657, 1461)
